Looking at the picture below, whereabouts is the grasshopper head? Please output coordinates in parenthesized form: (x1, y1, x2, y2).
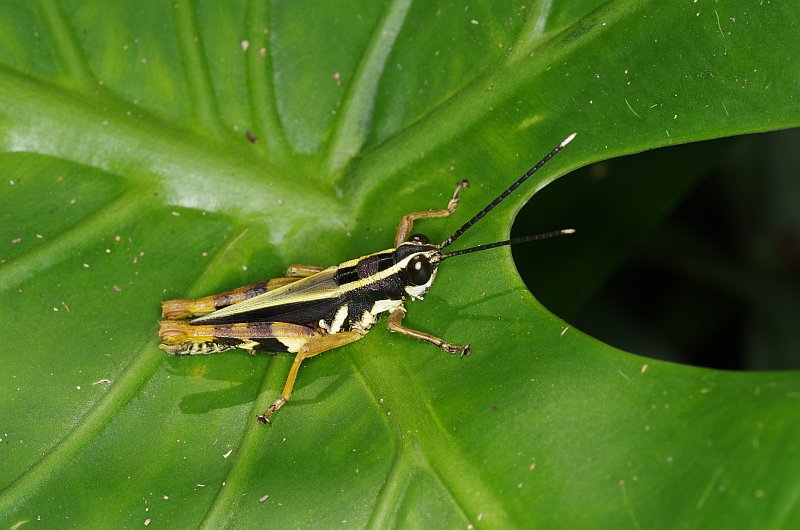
(394, 234, 442, 300)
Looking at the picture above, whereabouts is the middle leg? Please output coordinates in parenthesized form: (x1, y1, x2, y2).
(386, 307, 471, 357)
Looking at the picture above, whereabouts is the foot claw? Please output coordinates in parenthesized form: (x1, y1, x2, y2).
(257, 396, 287, 425)
(443, 343, 471, 357)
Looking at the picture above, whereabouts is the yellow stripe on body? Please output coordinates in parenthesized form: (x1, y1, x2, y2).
(193, 249, 437, 323)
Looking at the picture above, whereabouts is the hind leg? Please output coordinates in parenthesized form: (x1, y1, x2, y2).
(257, 331, 365, 423)
(158, 320, 319, 356)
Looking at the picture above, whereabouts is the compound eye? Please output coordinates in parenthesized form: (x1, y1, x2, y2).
(408, 233, 430, 244)
(406, 255, 433, 286)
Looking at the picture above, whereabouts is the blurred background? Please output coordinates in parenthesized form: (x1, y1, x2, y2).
(513, 128, 800, 371)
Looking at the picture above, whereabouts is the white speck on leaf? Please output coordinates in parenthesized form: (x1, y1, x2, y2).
(624, 98, 641, 118)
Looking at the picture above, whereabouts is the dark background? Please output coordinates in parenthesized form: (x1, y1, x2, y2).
(513, 128, 800, 371)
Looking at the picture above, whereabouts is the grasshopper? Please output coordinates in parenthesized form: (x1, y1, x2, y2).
(159, 133, 576, 423)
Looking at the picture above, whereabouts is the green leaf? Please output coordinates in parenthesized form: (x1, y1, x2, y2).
(2, 1, 798, 528)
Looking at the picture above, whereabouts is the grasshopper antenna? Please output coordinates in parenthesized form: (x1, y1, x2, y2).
(439, 229, 575, 261)
(439, 132, 577, 249)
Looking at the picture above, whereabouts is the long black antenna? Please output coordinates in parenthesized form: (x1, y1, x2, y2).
(439, 229, 575, 261)
(439, 132, 577, 249)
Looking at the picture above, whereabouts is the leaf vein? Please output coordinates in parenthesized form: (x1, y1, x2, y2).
(324, 0, 413, 177)
(173, 0, 227, 139)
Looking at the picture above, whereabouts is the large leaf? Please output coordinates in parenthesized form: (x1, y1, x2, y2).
(2, 0, 799, 528)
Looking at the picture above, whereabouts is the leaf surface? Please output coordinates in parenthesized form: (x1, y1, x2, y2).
(1, 1, 799, 528)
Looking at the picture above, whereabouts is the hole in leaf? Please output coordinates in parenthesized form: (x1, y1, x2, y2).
(513, 129, 800, 371)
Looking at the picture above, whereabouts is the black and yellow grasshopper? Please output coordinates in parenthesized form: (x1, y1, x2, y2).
(159, 133, 576, 423)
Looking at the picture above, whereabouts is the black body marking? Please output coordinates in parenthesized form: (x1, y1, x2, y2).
(333, 252, 394, 286)
(394, 243, 437, 261)
(194, 297, 345, 326)
(193, 279, 406, 330)
(247, 338, 293, 353)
